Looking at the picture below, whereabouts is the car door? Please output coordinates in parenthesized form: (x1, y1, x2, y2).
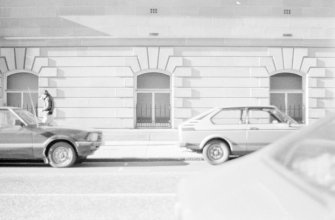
(208, 108, 248, 154)
(246, 108, 293, 152)
(0, 109, 34, 159)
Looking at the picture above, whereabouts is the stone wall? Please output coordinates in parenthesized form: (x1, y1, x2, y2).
(0, 46, 334, 128)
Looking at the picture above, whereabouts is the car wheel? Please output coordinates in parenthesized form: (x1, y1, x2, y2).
(48, 142, 77, 168)
(203, 140, 230, 165)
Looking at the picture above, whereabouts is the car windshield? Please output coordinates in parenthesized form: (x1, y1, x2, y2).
(268, 108, 297, 124)
(13, 109, 40, 125)
(272, 115, 335, 194)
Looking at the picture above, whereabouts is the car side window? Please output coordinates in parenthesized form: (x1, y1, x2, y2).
(0, 110, 16, 128)
(211, 109, 244, 125)
(248, 109, 278, 124)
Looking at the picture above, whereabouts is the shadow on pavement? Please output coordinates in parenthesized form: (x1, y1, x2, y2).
(80, 158, 191, 167)
(0, 158, 194, 168)
(0, 159, 48, 167)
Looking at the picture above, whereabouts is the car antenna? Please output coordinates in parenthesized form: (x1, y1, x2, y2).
(27, 87, 39, 127)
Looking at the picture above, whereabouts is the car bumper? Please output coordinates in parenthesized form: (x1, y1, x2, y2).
(75, 141, 102, 157)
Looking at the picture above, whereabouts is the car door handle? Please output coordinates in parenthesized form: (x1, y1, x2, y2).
(249, 127, 259, 130)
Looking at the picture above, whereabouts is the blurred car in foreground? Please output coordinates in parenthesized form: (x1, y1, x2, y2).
(0, 107, 102, 168)
(179, 105, 302, 165)
(176, 114, 335, 220)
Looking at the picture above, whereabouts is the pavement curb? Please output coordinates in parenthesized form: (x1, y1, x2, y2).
(103, 141, 178, 146)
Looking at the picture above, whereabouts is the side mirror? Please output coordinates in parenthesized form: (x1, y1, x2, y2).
(14, 120, 24, 127)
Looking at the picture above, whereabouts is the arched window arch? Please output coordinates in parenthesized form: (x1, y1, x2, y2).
(270, 72, 304, 123)
(136, 72, 171, 128)
(6, 72, 38, 114)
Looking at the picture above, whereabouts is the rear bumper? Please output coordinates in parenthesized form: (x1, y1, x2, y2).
(75, 141, 102, 157)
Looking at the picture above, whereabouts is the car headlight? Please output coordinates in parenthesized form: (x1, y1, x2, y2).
(86, 132, 100, 142)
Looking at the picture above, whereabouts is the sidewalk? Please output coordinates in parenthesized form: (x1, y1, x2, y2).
(89, 142, 204, 161)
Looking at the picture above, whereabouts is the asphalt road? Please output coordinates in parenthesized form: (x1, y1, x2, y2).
(0, 159, 209, 220)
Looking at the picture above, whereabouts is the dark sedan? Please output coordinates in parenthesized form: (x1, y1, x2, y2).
(0, 107, 102, 168)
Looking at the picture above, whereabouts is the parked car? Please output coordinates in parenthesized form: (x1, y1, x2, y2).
(0, 107, 102, 168)
(176, 114, 335, 220)
(178, 106, 301, 165)
(178, 106, 302, 165)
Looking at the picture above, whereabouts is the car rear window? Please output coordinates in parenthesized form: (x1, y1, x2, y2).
(211, 109, 244, 125)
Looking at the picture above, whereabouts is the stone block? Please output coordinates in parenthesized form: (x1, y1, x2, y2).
(182, 77, 259, 88)
(14, 48, 26, 70)
(125, 78, 134, 87)
(293, 48, 308, 70)
(309, 108, 326, 118)
(57, 67, 133, 77)
(174, 108, 192, 118)
(174, 78, 184, 87)
(38, 78, 48, 87)
(308, 78, 317, 87)
(158, 47, 174, 70)
(116, 88, 134, 97)
(48, 77, 127, 88)
(183, 56, 260, 67)
(259, 57, 275, 73)
(250, 67, 269, 77)
(0, 58, 8, 73)
(166, 57, 183, 73)
(133, 47, 148, 70)
(55, 88, 116, 98)
(116, 108, 134, 118)
(308, 68, 326, 77)
(54, 97, 134, 108)
(39, 67, 58, 77)
(174, 67, 192, 77)
(283, 48, 294, 69)
(308, 98, 317, 108)
(148, 47, 159, 69)
(0, 48, 15, 71)
(268, 48, 284, 70)
(175, 88, 192, 97)
(317, 58, 335, 67)
(192, 88, 250, 98)
(309, 88, 326, 98)
(25, 48, 40, 70)
(174, 98, 183, 108)
(174, 118, 186, 127)
(251, 88, 269, 97)
(301, 58, 317, 73)
(33, 58, 49, 73)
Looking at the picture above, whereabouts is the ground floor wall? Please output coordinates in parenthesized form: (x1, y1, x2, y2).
(0, 46, 334, 128)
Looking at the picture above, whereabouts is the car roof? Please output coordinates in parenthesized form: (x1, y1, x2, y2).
(0, 106, 20, 110)
(216, 105, 277, 109)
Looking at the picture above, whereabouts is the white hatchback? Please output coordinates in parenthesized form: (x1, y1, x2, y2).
(178, 106, 302, 165)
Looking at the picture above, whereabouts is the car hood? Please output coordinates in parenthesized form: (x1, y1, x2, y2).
(177, 152, 333, 220)
(33, 125, 94, 141)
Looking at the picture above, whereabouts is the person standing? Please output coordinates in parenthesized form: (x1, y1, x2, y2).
(41, 90, 54, 125)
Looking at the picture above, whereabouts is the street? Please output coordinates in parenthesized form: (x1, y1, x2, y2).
(0, 159, 209, 220)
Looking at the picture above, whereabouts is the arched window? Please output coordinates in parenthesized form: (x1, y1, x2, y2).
(270, 73, 304, 123)
(136, 72, 171, 128)
(6, 72, 38, 114)
(137, 72, 170, 89)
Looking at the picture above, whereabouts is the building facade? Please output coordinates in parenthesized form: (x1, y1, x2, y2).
(0, 0, 335, 129)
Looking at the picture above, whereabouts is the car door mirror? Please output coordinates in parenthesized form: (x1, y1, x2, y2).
(14, 120, 24, 127)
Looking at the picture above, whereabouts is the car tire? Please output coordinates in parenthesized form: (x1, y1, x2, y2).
(48, 142, 77, 168)
(76, 156, 87, 164)
(203, 139, 230, 165)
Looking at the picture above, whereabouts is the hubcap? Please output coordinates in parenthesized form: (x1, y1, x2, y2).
(208, 144, 224, 161)
(52, 146, 72, 165)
